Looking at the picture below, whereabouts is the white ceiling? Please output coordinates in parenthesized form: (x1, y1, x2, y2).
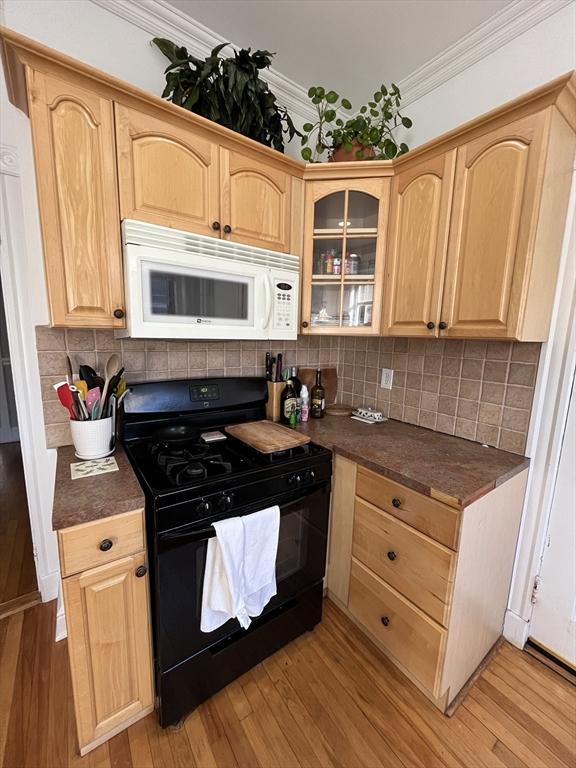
(163, 0, 514, 107)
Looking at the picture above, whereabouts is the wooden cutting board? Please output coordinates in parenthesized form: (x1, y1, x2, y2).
(298, 367, 337, 405)
(225, 420, 310, 453)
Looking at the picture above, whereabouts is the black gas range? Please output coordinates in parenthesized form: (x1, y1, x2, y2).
(121, 376, 332, 727)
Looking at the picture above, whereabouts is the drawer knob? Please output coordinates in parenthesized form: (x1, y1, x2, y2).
(381, 616, 390, 627)
(387, 550, 397, 561)
(223, 224, 232, 234)
(99, 539, 113, 552)
(438, 321, 448, 330)
(113, 308, 125, 319)
(212, 221, 221, 231)
(392, 497, 402, 508)
(302, 321, 309, 328)
(426, 321, 435, 330)
(135, 565, 147, 578)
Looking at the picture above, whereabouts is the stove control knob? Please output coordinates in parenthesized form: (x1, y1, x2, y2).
(196, 500, 212, 516)
(218, 494, 233, 512)
(304, 470, 315, 484)
(288, 474, 302, 487)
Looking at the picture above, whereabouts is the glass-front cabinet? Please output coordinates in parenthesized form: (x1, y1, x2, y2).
(301, 178, 390, 334)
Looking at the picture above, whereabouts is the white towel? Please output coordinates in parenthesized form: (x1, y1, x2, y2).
(242, 506, 280, 621)
(200, 506, 280, 633)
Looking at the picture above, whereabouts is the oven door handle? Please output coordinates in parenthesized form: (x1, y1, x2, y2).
(158, 488, 327, 547)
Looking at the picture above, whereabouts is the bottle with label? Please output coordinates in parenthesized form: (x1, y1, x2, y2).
(281, 379, 298, 426)
(333, 254, 342, 275)
(310, 368, 325, 419)
(300, 384, 309, 422)
(290, 366, 302, 396)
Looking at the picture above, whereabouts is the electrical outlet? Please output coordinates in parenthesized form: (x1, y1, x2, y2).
(380, 368, 394, 389)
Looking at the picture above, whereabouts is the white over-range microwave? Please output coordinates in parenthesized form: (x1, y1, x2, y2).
(118, 220, 300, 340)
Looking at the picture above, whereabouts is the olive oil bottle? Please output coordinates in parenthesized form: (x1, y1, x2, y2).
(310, 368, 325, 419)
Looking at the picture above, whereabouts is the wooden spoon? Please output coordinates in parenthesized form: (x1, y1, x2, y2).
(99, 353, 120, 419)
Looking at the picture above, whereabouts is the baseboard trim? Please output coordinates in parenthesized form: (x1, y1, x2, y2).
(55, 605, 67, 642)
(503, 609, 530, 648)
(38, 568, 60, 603)
(0, 590, 41, 620)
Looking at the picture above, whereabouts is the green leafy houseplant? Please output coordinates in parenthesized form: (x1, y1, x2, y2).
(300, 84, 412, 162)
(153, 38, 300, 153)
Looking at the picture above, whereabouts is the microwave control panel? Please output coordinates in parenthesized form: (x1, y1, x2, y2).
(273, 280, 296, 330)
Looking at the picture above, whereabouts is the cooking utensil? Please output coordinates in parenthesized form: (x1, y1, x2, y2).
(75, 379, 88, 400)
(66, 354, 74, 383)
(99, 353, 120, 419)
(85, 387, 101, 416)
(275, 353, 283, 382)
(109, 394, 118, 450)
(79, 364, 105, 391)
(53, 381, 77, 420)
(70, 385, 89, 420)
(103, 366, 125, 416)
(265, 352, 273, 381)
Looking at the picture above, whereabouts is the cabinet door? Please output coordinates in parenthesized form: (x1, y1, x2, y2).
(382, 151, 456, 336)
(440, 114, 546, 338)
(220, 148, 292, 252)
(302, 178, 389, 335)
(27, 71, 125, 327)
(63, 552, 153, 754)
(115, 104, 220, 236)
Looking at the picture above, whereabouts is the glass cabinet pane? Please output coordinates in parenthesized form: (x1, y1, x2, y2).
(347, 191, 379, 229)
(343, 284, 374, 327)
(313, 192, 345, 231)
(344, 239, 376, 277)
(313, 238, 344, 276)
(311, 285, 341, 327)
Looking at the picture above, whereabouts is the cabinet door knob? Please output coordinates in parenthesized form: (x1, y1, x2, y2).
(392, 497, 401, 508)
(438, 321, 448, 330)
(212, 221, 221, 231)
(135, 565, 147, 578)
(387, 550, 397, 561)
(223, 224, 232, 234)
(426, 321, 435, 330)
(113, 308, 125, 319)
(99, 538, 113, 552)
(381, 616, 390, 627)
(302, 321, 309, 328)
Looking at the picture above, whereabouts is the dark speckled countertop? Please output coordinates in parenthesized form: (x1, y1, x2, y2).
(52, 444, 145, 530)
(297, 418, 529, 508)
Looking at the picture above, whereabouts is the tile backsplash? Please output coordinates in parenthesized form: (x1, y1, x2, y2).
(36, 327, 538, 455)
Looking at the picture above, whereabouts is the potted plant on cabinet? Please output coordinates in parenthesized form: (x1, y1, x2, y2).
(153, 38, 300, 153)
(300, 84, 412, 162)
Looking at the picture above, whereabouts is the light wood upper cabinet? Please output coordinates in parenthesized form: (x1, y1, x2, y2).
(440, 109, 575, 340)
(63, 550, 153, 755)
(27, 70, 125, 328)
(220, 148, 292, 252)
(115, 104, 220, 236)
(382, 151, 456, 336)
(301, 178, 390, 335)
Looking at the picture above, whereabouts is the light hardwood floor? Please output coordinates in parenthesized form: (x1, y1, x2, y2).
(0, 442, 38, 614)
(0, 598, 574, 768)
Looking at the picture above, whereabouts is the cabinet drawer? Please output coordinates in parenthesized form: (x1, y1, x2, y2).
(356, 467, 460, 549)
(348, 558, 446, 695)
(58, 509, 145, 577)
(353, 498, 456, 626)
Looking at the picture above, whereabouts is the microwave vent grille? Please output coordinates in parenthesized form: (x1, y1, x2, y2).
(122, 219, 299, 273)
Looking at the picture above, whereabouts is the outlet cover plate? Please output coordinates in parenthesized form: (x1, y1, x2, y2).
(380, 368, 394, 389)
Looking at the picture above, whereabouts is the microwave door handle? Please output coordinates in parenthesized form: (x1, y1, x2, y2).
(261, 275, 273, 330)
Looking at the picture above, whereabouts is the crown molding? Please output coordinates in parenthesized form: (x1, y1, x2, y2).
(90, 0, 571, 121)
(89, 0, 317, 123)
(397, 0, 573, 107)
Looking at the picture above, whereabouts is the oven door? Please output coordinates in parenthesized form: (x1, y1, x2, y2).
(124, 243, 272, 339)
(154, 483, 330, 673)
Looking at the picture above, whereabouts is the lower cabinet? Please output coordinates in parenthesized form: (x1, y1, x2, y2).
(327, 456, 528, 711)
(58, 510, 154, 755)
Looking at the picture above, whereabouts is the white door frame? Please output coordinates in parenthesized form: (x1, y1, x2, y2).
(0, 143, 60, 603)
(504, 165, 576, 646)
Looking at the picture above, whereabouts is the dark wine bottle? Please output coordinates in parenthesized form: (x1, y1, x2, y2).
(310, 368, 325, 419)
(280, 379, 298, 426)
(290, 366, 302, 396)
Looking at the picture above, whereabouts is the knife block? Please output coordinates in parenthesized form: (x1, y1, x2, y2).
(266, 381, 286, 423)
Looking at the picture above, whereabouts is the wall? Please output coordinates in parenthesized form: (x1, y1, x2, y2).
(401, 2, 576, 148)
(36, 326, 537, 456)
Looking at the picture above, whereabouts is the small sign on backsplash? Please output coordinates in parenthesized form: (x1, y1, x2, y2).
(70, 456, 119, 480)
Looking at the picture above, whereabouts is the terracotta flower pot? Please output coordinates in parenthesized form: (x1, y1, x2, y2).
(330, 142, 375, 162)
